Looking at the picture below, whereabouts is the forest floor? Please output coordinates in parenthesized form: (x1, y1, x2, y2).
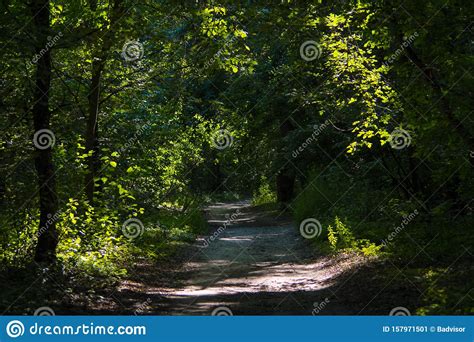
(1, 201, 424, 315)
(80, 200, 420, 315)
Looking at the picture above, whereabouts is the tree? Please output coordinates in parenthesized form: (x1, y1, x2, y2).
(29, 0, 59, 263)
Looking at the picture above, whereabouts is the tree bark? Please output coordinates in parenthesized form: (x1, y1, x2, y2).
(276, 171, 295, 204)
(276, 118, 296, 208)
(30, 0, 59, 263)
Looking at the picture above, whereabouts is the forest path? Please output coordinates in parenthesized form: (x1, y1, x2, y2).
(0, 201, 422, 315)
(116, 201, 372, 315)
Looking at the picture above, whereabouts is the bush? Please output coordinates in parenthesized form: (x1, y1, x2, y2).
(56, 198, 130, 279)
(327, 216, 382, 256)
(252, 178, 277, 206)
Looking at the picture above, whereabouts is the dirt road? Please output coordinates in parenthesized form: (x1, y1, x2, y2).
(115, 201, 375, 315)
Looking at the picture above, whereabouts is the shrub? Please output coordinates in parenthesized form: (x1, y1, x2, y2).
(327, 216, 382, 256)
(252, 178, 276, 206)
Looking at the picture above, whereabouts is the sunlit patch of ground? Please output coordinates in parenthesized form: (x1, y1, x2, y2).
(117, 201, 373, 315)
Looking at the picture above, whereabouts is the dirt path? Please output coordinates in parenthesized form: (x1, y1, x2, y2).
(2, 201, 421, 315)
(114, 201, 379, 315)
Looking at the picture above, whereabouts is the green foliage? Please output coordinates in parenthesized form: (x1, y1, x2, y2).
(327, 217, 355, 250)
(197, 6, 254, 73)
(327, 217, 382, 257)
(131, 207, 208, 260)
(322, 9, 399, 154)
(56, 198, 129, 278)
(1, 0, 472, 315)
(0, 213, 38, 266)
(416, 267, 474, 315)
(252, 178, 277, 206)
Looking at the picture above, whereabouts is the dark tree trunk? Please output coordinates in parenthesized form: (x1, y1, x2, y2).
(276, 117, 296, 208)
(30, 0, 59, 263)
(276, 171, 295, 204)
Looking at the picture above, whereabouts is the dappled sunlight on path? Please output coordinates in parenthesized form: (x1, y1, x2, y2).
(141, 201, 367, 315)
(91, 201, 418, 316)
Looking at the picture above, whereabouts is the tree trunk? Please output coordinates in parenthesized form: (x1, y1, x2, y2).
(276, 171, 295, 204)
(276, 117, 296, 208)
(30, 0, 59, 263)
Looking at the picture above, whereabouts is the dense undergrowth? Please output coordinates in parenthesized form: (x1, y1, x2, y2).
(289, 170, 474, 315)
(0, 201, 208, 313)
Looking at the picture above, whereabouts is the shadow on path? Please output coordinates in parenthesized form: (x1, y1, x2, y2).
(108, 201, 419, 315)
(0, 201, 421, 315)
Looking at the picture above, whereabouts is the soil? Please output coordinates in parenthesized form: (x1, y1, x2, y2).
(102, 201, 419, 315)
